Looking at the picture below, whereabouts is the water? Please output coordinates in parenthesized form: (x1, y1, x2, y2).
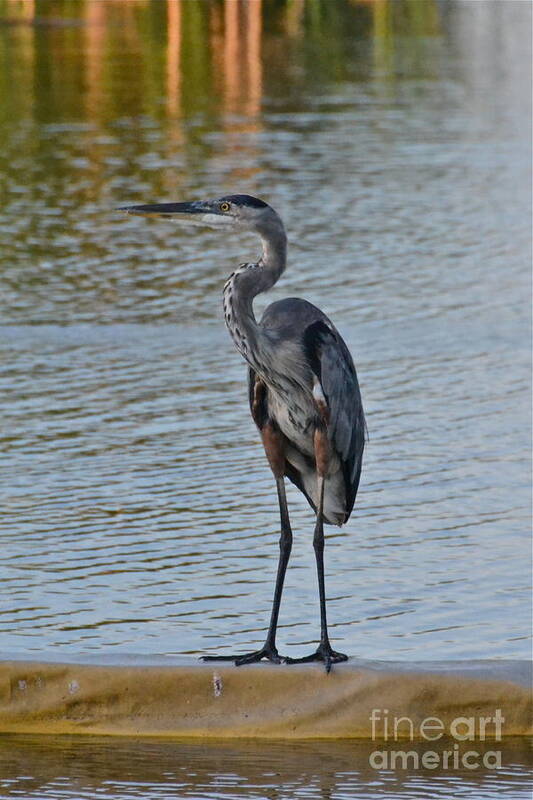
(0, 735, 531, 800)
(0, 0, 531, 797)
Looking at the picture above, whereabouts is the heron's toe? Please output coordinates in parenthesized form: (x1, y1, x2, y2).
(284, 645, 348, 673)
(234, 647, 281, 666)
(201, 654, 238, 662)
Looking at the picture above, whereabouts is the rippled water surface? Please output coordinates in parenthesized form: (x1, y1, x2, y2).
(0, 735, 532, 800)
(0, 0, 531, 666)
(0, 0, 531, 781)
(0, 0, 531, 797)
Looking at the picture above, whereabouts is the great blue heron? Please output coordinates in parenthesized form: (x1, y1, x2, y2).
(120, 195, 365, 672)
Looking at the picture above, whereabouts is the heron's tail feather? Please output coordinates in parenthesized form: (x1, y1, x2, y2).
(285, 461, 346, 526)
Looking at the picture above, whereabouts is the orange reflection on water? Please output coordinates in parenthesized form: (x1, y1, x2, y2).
(6, 0, 34, 19)
(220, 0, 263, 186)
(223, 0, 241, 113)
(222, 0, 262, 117)
(164, 0, 185, 196)
(243, 0, 262, 118)
(84, 1, 106, 117)
(166, 0, 182, 118)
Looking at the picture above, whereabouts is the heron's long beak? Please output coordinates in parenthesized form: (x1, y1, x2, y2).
(118, 201, 232, 229)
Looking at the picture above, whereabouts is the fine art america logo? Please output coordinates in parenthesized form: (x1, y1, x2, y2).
(369, 708, 504, 770)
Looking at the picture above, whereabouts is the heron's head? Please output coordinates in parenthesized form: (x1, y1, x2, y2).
(118, 194, 285, 241)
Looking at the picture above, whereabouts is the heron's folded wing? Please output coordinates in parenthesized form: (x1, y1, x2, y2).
(304, 320, 366, 520)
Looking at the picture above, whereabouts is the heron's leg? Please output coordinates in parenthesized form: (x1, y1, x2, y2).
(285, 426, 348, 673)
(311, 474, 348, 670)
(202, 421, 291, 666)
(264, 476, 293, 647)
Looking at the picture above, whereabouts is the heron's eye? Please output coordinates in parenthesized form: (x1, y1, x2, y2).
(219, 202, 231, 213)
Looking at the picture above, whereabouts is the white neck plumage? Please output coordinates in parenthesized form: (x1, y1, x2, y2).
(222, 227, 287, 366)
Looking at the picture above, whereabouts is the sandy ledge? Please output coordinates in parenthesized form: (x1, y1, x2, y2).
(0, 657, 530, 739)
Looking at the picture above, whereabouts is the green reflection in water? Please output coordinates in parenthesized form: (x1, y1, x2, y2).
(0, 0, 442, 126)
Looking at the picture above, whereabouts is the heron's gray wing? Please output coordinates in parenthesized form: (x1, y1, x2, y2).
(304, 320, 365, 521)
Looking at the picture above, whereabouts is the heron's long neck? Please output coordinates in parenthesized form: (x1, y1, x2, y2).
(223, 230, 287, 367)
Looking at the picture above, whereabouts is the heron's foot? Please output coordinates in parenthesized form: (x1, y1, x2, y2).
(285, 643, 348, 674)
(201, 645, 283, 667)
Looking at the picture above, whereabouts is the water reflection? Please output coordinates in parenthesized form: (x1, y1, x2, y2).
(0, 0, 445, 123)
(0, 734, 531, 800)
(0, 0, 530, 666)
